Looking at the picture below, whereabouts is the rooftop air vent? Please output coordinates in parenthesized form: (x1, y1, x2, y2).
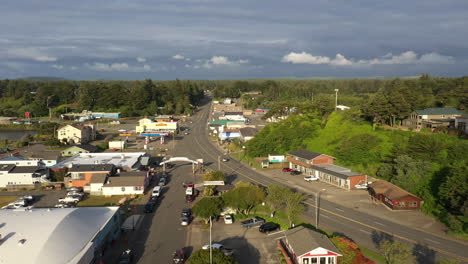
(18, 239, 26, 246)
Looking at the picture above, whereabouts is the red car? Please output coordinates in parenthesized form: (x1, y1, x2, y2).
(282, 168, 293, 172)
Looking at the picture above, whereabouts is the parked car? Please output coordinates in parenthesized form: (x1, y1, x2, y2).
(54, 202, 76, 208)
(172, 248, 186, 264)
(240, 216, 265, 228)
(290, 170, 301, 175)
(144, 201, 156, 213)
(259, 222, 280, 233)
(118, 249, 133, 264)
(180, 216, 190, 226)
(354, 183, 369, 190)
(184, 132, 189, 135)
(67, 191, 85, 197)
(181, 208, 192, 218)
(152, 186, 161, 197)
(66, 187, 83, 192)
(158, 178, 166, 186)
(222, 158, 229, 162)
(224, 214, 233, 224)
(282, 168, 293, 172)
(304, 176, 319, 182)
(202, 243, 234, 256)
(17, 196, 34, 206)
(58, 196, 81, 203)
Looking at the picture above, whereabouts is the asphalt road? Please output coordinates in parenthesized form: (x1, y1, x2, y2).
(183, 97, 468, 264)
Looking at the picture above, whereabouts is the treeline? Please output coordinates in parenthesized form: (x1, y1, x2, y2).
(211, 75, 468, 125)
(245, 109, 468, 234)
(0, 79, 209, 117)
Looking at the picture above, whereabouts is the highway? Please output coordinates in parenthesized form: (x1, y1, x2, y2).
(182, 97, 468, 264)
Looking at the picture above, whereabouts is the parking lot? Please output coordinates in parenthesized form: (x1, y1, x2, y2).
(188, 216, 282, 264)
(0, 190, 67, 208)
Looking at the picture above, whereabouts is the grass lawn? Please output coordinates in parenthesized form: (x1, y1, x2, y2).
(360, 247, 386, 264)
(0, 196, 19, 207)
(78, 195, 132, 207)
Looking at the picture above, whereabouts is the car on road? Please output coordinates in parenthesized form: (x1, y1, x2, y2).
(240, 216, 265, 228)
(158, 177, 166, 186)
(282, 168, 293, 172)
(144, 201, 156, 213)
(304, 176, 319, 182)
(222, 158, 229, 162)
(259, 222, 280, 233)
(202, 243, 234, 256)
(184, 132, 189, 135)
(180, 216, 190, 226)
(152, 186, 161, 197)
(172, 248, 186, 264)
(290, 170, 301, 175)
(118, 249, 133, 264)
(224, 214, 233, 224)
(181, 208, 192, 218)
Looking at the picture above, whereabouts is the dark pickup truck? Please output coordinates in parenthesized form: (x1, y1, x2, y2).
(240, 216, 265, 228)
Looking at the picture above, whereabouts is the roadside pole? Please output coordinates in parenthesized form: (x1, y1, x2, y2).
(217, 155, 221, 171)
(315, 189, 326, 228)
(210, 216, 212, 264)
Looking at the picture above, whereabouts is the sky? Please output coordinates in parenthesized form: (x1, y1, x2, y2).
(1, 0, 467, 80)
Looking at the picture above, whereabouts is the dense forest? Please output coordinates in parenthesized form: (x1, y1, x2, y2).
(0, 79, 209, 118)
(209, 75, 468, 234)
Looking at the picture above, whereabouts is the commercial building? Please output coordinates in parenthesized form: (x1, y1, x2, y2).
(136, 117, 178, 134)
(368, 180, 423, 210)
(52, 152, 148, 172)
(57, 123, 96, 144)
(287, 150, 335, 174)
(0, 207, 121, 264)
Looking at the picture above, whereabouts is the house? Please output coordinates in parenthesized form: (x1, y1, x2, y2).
(281, 226, 342, 264)
(57, 123, 96, 144)
(0, 156, 46, 167)
(68, 164, 116, 188)
(310, 164, 367, 190)
(239, 127, 258, 142)
(455, 114, 468, 134)
(0, 207, 121, 264)
(102, 171, 148, 196)
(368, 180, 423, 210)
(61, 144, 99, 157)
(109, 141, 127, 150)
(52, 152, 148, 172)
(89, 173, 108, 195)
(402, 107, 463, 130)
(0, 163, 50, 188)
(287, 150, 335, 175)
(220, 129, 241, 140)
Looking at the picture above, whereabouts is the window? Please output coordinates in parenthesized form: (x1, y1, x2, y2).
(409, 202, 418, 207)
(328, 257, 335, 264)
(134, 186, 142, 191)
(311, 257, 317, 264)
(121, 187, 125, 192)
(320, 257, 326, 264)
(303, 258, 309, 264)
(398, 201, 406, 207)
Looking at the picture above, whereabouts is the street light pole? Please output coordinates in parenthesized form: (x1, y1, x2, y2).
(334, 89, 339, 111)
(315, 189, 326, 228)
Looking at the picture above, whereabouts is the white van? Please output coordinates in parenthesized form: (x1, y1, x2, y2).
(152, 186, 161, 197)
(185, 187, 193, 196)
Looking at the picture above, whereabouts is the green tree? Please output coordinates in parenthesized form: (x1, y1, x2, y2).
(379, 240, 415, 264)
(266, 184, 289, 217)
(203, 171, 226, 182)
(192, 197, 223, 224)
(188, 248, 238, 264)
(390, 155, 433, 193)
(222, 182, 265, 215)
(336, 133, 382, 166)
(284, 191, 307, 227)
(438, 163, 468, 218)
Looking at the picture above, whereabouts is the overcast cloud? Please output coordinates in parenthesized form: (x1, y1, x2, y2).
(0, 0, 467, 79)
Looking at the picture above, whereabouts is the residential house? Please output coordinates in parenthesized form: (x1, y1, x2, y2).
(239, 127, 258, 142)
(89, 173, 108, 195)
(102, 171, 148, 196)
(368, 180, 423, 210)
(0, 163, 50, 188)
(68, 164, 115, 188)
(455, 114, 468, 134)
(281, 226, 342, 264)
(220, 129, 241, 141)
(0, 207, 121, 264)
(61, 144, 99, 157)
(0, 156, 46, 167)
(57, 123, 96, 144)
(287, 150, 335, 176)
(402, 107, 463, 130)
(310, 164, 367, 190)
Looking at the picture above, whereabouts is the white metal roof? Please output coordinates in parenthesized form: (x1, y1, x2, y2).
(0, 207, 118, 264)
(52, 152, 146, 170)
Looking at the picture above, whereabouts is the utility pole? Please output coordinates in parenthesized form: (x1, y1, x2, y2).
(315, 189, 326, 228)
(217, 155, 221, 171)
(334, 89, 339, 111)
(209, 216, 213, 264)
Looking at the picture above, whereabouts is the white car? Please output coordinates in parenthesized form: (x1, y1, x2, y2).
(354, 184, 369, 190)
(224, 214, 233, 224)
(58, 196, 81, 203)
(304, 176, 319, 182)
(152, 186, 161, 197)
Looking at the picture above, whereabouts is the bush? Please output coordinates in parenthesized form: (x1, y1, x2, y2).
(331, 236, 375, 264)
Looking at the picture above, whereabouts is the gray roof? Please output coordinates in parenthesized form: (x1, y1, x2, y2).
(119, 171, 148, 177)
(0, 164, 15, 172)
(284, 226, 340, 257)
(311, 164, 362, 180)
(90, 173, 108, 184)
(289, 149, 324, 160)
(70, 164, 115, 172)
(0, 156, 25, 161)
(239, 127, 258, 137)
(106, 176, 145, 187)
(9, 166, 43, 174)
(415, 107, 463, 115)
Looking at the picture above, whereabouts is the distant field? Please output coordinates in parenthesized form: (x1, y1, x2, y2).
(0, 196, 19, 207)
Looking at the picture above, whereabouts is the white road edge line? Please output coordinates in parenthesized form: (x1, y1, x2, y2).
(321, 214, 330, 219)
(374, 221, 386, 226)
(425, 238, 441, 244)
(359, 229, 371, 234)
(335, 207, 344, 212)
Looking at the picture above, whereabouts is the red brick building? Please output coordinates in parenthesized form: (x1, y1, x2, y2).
(368, 181, 423, 210)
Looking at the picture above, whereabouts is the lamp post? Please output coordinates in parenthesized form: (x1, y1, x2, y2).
(315, 189, 326, 228)
(334, 89, 339, 111)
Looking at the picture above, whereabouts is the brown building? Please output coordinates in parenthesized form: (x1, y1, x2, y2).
(368, 180, 423, 210)
(287, 149, 335, 176)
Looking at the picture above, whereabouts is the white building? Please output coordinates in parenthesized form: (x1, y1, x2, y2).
(52, 152, 148, 171)
(0, 207, 121, 264)
(0, 163, 49, 188)
(57, 123, 96, 144)
(220, 112, 246, 121)
(0, 156, 46, 167)
(102, 171, 148, 196)
(136, 117, 178, 134)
